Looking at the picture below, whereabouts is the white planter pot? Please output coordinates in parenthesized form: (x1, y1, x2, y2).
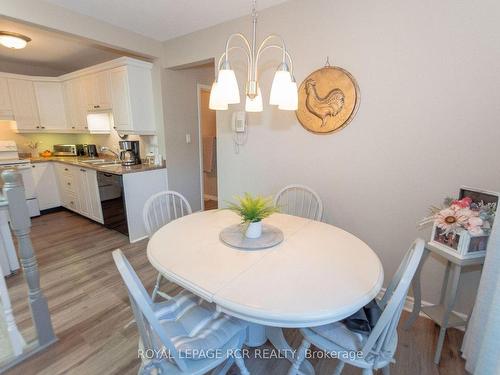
(245, 221, 262, 239)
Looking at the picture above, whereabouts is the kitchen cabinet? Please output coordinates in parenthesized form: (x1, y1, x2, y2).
(0, 77, 13, 119)
(7, 78, 40, 131)
(76, 167, 103, 223)
(109, 65, 155, 135)
(31, 163, 61, 210)
(63, 78, 88, 131)
(54, 163, 103, 223)
(84, 70, 111, 111)
(33, 81, 68, 131)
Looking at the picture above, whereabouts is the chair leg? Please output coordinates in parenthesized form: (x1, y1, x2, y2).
(287, 339, 311, 375)
(382, 364, 390, 375)
(234, 356, 250, 375)
(151, 273, 163, 302)
(361, 368, 373, 375)
(333, 360, 345, 375)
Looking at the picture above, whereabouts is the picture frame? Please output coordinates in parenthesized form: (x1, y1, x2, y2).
(429, 186, 499, 259)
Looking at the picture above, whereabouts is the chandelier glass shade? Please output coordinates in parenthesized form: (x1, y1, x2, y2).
(209, 1, 297, 112)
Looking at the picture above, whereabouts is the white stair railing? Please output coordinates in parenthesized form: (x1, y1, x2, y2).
(0, 169, 56, 370)
(0, 271, 25, 357)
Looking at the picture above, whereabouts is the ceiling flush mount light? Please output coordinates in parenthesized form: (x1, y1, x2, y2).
(210, 0, 297, 112)
(0, 31, 31, 49)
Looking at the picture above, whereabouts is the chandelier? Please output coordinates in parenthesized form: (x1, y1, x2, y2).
(209, 0, 297, 112)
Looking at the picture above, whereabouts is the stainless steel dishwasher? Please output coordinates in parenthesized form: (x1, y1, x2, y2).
(97, 172, 128, 236)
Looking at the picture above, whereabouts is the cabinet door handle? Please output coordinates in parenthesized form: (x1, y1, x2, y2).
(64, 168, 69, 171)
(41, 126, 46, 129)
(72, 126, 76, 129)
(93, 105, 100, 109)
(67, 182, 71, 186)
(32, 165, 35, 168)
(80, 169, 86, 172)
(36, 126, 40, 129)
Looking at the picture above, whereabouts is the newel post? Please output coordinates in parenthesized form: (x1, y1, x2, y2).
(1, 169, 56, 345)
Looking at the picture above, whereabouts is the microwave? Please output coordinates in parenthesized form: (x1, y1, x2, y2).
(53, 144, 78, 156)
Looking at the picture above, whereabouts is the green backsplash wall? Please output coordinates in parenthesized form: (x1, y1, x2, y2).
(0, 121, 79, 154)
(0, 121, 156, 158)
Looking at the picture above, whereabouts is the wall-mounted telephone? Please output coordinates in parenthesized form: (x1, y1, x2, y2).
(232, 111, 246, 133)
(231, 111, 247, 153)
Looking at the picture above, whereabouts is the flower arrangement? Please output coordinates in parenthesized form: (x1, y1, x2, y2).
(226, 193, 279, 238)
(420, 196, 496, 237)
(25, 140, 42, 157)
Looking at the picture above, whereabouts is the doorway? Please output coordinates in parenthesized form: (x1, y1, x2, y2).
(198, 84, 218, 210)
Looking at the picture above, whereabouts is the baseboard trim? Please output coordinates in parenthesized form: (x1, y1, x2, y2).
(377, 288, 468, 331)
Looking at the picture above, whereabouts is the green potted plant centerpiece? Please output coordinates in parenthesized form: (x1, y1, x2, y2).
(227, 193, 279, 239)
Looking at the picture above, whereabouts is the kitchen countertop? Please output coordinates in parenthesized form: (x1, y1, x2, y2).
(30, 156, 166, 175)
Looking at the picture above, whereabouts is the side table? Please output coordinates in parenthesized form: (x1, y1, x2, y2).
(403, 242, 484, 364)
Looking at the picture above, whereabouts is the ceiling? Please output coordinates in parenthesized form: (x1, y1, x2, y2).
(0, 18, 126, 76)
(41, 0, 290, 41)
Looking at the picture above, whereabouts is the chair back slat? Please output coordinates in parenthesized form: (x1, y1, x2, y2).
(361, 239, 425, 361)
(274, 184, 323, 221)
(112, 249, 188, 371)
(143, 191, 192, 237)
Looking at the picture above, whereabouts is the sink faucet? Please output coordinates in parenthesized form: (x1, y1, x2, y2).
(100, 147, 120, 159)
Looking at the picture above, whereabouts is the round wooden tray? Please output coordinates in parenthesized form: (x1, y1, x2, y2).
(219, 224, 284, 250)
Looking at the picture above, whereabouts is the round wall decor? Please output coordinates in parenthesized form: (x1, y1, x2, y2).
(296, 66, 360, 134)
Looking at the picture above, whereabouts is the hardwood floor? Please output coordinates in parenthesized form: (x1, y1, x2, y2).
(4, 211, 467, 375)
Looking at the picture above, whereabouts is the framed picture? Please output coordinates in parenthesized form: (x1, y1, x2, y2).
(430, 186, 498, 259)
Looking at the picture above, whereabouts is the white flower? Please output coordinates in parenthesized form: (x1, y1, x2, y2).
(468, 226, 484, 236)
(468, 216, 483, 228)
(435, 207, 471, 234)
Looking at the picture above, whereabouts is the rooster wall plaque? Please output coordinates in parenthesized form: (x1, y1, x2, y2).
(296, 66, 359, 134)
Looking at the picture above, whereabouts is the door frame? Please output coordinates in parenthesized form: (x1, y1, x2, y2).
(197, 83, 215, 211)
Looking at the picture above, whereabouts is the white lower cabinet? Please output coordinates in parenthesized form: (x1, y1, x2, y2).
(31, 163, 61, 210)
(76, 167, 103, 223)
(54, 163, 103, 224)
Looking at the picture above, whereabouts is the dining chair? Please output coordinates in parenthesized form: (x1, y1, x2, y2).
(274, 184, 323, 221)
(288, 239, 426, 375)
(143, 190, 192, 301)
(113, 249, 250, 375)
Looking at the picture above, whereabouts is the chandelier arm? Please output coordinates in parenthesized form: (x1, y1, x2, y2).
(217, 46, 252, 82)
(254, 34, 288, 81)
(255, 44, 294, 80)
(224, 33, 252, 65)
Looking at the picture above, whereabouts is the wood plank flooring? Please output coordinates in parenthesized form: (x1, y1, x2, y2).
(4, 211, 467, 374)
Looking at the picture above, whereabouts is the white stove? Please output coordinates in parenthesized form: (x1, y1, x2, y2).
(0, 141, 40, 217)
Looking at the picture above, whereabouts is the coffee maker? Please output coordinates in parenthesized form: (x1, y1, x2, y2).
(119, 140, 141, 166)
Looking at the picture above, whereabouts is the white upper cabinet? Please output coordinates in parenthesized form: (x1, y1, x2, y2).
(0, 77, 13, 118)
(110, 64, 155, 135)
(1, 57, 156, 135)
(7, 78, 40, 131)
(84, 70, 112, 111)
(33, 81, 69, 131)
(63, 78, 88, 131)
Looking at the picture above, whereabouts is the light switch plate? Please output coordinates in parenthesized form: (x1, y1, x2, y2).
(185, 134, 191, 144)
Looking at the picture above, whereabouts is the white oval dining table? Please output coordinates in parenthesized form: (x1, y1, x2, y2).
(147, 210, 384, 375)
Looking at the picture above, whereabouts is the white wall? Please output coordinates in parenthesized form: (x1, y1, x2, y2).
(162, 0, 500, 314)
(162, 65, 214, 211)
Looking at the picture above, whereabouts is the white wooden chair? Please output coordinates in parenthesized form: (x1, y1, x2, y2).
(143, 191, 192, 301)
(113, 249, 250, 375)
(274, 184, 323, 221)
(288, 239, 426, 375)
